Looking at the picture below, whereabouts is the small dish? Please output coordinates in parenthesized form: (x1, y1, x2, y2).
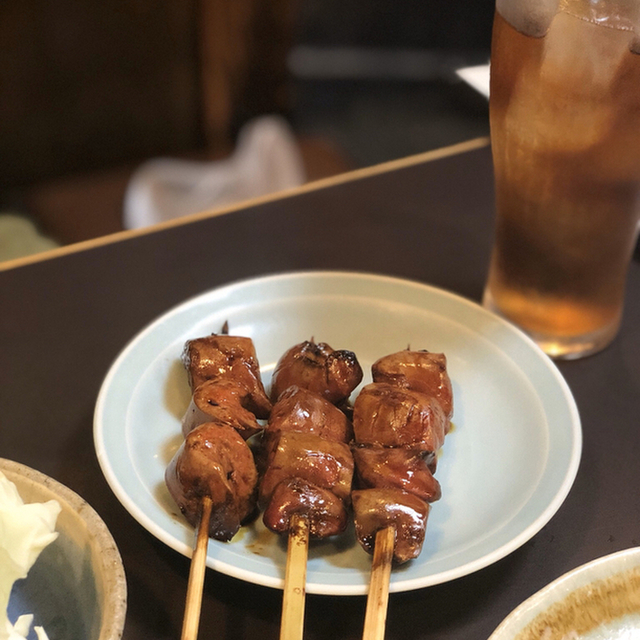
(489, 547, 640, 639)
(2, 458, 127, 640)
(94, 270, 581, 595)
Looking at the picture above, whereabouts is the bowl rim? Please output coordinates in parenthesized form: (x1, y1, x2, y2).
(0, 457, 127, 640)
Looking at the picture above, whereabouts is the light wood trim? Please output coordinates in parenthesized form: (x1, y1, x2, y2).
(0, 137, 489, 272)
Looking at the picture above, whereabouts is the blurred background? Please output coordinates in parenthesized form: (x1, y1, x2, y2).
(0, 0, 493, 256)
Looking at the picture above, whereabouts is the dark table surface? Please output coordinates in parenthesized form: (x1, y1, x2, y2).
(2, 139, 640, 640)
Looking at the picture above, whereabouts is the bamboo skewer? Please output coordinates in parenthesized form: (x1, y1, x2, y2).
(180, 496, 213, 640)
(279, 514, 310, 640)
(362, 526, 395, 640)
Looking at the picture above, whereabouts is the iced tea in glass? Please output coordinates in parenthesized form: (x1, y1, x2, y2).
(483, 0, 640, 358)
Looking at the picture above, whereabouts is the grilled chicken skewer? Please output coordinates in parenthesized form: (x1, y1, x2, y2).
(351, 349, 453, 640)
(263, 340, 362, 640)
(166, 331, 269, 640)
(262, 341, 361, 541)
(260, 387, 355, 640)
(170, 332, 270, 538)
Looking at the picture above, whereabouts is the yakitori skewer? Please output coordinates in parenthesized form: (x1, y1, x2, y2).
(264, 340, 363, 640)
(167, 327, 270, 639)
(351, 349, 454, 640)
(260, 411, 354, 640)
(166, 421, 260, 638)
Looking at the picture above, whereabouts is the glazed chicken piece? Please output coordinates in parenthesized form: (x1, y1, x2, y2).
(270, 340, 363, 405)
(181, 379, 262, 440)
(165, 422, 258, 541)
(352, 382, 447, 452)
(352, 445, 441, 503)
(352, 488, 429, 564)
(372, 349, 454, 420)
(259, 432, 354, 506)
(182, 333, 271, 419)
(262, 478, 348, 538)
(259, 383, 355, 539)
(350, 349, 454, 565)
(262, 385, 353, 456)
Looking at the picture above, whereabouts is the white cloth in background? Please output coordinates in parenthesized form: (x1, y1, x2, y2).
(123, 115, 306, 229)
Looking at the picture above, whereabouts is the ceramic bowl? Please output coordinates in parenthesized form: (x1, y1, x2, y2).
(489, 547, 640, 639)
(2, 458, 127, 640)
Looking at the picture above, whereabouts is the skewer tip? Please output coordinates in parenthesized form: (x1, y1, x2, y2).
(180, 496, 213, 640)
(280, 515, 310, 640)
(362, 526, 395, 640)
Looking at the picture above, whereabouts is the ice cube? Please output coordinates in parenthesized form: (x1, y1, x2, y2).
(497, 0, 559, 37)
(543, 11, 631, 91)
(506, 11, 628, 153)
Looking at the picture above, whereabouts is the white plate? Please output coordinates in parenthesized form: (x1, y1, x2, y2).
(489, 547, 640, 639)
(93, 270, 581, 595)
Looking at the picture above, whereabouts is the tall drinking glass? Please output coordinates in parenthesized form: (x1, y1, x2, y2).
(483, 0, 640, 359)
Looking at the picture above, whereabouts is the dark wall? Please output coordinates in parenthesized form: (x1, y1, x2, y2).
(0, 0, 201, 188)
(296, 0, 494, 51)
(0, 0, 493, 191)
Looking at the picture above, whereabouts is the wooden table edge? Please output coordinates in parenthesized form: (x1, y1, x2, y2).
(0, 137, 490, 273)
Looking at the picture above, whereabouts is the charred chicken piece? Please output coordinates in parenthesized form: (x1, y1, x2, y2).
(372, 349, 453, 420)
(182, 333, 271, 419)
(270, 340, 363, 405)
(352, 382, 447, 452)
(352, 445, 441, 503)
(181, 379, 262, 440)
(165, 422, 258, 542)
(259, 432, 354, 506)
(262, 385, 353, 457)
(352, 488, 429, 564)
(262, 478, 349, 538)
